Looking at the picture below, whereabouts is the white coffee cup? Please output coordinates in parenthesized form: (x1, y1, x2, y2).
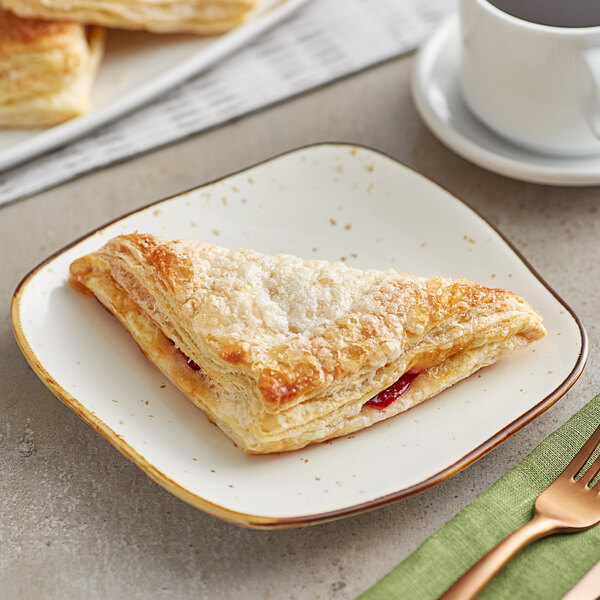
(459, 0, 600, 156)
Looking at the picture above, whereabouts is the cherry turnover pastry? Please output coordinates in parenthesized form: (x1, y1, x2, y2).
(69, 233, 546, 453)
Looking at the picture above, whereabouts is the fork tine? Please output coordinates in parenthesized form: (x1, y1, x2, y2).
(578, 453, 600, 486)
(561, 422, 600, 480)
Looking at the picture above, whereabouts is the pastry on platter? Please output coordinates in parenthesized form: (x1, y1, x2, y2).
(69, 233, 546, 453)
(0, 10, 104, 127)
(2, 0, 259, 34)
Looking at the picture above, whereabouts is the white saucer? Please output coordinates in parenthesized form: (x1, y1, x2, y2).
(411, 15, 600, 186)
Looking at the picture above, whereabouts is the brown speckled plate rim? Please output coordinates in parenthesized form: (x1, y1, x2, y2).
(10, 142, 588, 529)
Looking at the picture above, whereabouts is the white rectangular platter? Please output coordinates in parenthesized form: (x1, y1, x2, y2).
(11, 144, 587, 528)
(0, 0, 309, 172)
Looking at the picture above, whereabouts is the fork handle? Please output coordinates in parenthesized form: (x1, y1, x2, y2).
(439, 514, 562, 600)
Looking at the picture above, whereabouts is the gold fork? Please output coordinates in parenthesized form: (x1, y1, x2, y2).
(440, 422, 600, 600)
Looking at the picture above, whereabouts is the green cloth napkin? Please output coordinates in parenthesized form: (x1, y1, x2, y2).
(359, 394, 600, 600)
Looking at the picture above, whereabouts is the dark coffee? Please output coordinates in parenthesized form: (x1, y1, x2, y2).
(487, 0, 600, 28)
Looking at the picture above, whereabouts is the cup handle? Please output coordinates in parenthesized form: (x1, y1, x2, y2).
(583, 47, 600, 139)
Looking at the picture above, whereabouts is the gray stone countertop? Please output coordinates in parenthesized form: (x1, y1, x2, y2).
(2, 54, 599, 600)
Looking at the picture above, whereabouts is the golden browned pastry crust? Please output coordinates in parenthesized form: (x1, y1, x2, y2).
(3, 0, 259, 34)
(0, 9, 75, 45)
(69, 233, 546, 453)
(0, 10, 104, 128)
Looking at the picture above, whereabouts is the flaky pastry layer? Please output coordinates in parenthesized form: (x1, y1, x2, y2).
(0, 10, 104, 127)
(69, 233, 546, 453)
(3, 0, 259, 34)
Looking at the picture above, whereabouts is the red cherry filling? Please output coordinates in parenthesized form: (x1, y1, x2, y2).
(186, 357, 201, 371)
(363, 370, 420, 410)
(170, 340, 201, 371)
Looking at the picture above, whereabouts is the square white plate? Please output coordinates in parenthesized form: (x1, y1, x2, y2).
(0, 0, 309, 172)
(11, 144, 587, 528)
